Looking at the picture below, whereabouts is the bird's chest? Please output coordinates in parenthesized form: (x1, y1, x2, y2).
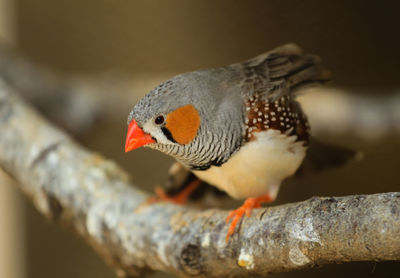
(193, 130, 307, 200)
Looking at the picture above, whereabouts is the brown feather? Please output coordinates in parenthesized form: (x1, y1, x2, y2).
(166, 104, 200, 145)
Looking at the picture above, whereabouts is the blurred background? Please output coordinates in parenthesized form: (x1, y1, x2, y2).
(0, 0, 399, 277)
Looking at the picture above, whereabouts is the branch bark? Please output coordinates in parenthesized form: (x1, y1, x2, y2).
(0, 79, 400, 278)
(298, 88, 400, 140)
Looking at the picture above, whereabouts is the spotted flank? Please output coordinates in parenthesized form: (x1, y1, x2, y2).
(236, 44, 324, 144)
(244, 94, 310, 143)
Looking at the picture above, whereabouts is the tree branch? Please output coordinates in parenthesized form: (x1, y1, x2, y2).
(0, 77, 400, 278)
(298, 88, 400, 140)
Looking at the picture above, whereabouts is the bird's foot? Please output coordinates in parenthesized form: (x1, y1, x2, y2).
(225, 194, 273, 241)
(146, 179, 201, 205)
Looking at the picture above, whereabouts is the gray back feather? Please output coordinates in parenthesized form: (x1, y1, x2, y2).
(235, 43, 331, 101)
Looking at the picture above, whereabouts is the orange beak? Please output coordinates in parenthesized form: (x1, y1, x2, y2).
(125, 120, 155, 152)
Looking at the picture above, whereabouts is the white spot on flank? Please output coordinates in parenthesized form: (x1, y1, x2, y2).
(289, 246, 311, 266)
(238, 250, 255, 269)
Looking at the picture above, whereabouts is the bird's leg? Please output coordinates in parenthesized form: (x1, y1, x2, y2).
(147, 179, 201, 205)
(225, 194, 273, 241)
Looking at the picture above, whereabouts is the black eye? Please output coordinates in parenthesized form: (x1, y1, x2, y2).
(154, 115, 164, 125)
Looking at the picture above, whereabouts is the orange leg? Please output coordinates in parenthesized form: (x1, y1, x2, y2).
(147, 179, 201, 205)
(225, 194, 273, 241)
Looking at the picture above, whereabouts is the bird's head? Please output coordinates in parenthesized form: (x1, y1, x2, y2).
(125, 89, 201, 153)
(125, 73, 208, 168)
(124, 71, 243, 170)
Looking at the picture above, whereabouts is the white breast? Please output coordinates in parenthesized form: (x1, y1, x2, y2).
(193, 130, 307, 200)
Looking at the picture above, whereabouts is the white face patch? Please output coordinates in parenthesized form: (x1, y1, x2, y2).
(142, 119, 174, 145)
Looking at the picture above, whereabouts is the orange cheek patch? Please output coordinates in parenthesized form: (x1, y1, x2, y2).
(166, 104, 200, 145)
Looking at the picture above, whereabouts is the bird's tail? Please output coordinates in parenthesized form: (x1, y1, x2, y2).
(244, 43, 331, 97)
(297, 139, 363, 175)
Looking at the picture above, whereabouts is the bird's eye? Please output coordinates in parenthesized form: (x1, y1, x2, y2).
(154, 115, 165, 125)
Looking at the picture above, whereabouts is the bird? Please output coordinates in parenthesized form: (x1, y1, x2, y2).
(125, 43, 354, 240)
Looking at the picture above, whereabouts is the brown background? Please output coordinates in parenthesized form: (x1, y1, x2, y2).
(5, 0, 400, 277)
(17, 0, 400, 90)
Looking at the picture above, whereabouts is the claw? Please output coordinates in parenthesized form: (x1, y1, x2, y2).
(146, 179, 201, 205)
(225, 194, 273, 241)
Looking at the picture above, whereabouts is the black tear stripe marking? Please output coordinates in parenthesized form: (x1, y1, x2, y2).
(161, 127, 177, 143)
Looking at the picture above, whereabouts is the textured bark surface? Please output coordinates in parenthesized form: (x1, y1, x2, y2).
(1, 84, 400, 278)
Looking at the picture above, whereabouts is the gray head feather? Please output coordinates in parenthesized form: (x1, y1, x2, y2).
(127, 68, 244, 170)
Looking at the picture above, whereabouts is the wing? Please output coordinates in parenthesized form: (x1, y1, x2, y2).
(239, 43, 331, 101)
(236, 44, 331, 143)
